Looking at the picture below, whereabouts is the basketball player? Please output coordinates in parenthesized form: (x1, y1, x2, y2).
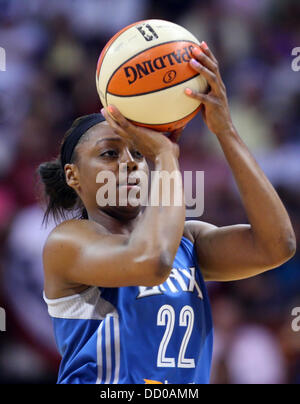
(40, 43, 296, 384)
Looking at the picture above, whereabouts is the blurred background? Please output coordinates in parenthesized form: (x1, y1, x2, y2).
(0, 0, 299, 384)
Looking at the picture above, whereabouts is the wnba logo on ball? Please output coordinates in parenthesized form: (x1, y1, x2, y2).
(0, 47, 6, 71)
(0, 307, 6, 331)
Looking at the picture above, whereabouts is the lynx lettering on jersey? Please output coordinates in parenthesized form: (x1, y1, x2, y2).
(136, 267, 203, 299)
(124, 46, 195, 85)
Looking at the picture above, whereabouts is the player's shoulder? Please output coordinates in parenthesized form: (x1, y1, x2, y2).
(184, 220, 217, 244)
(43, 219, 106, 269)
(46, 219, 105, 242)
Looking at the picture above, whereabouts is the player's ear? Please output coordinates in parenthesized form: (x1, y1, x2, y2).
(65, 164, 81, 192)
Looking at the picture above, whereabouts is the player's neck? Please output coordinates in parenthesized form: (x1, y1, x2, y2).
(87, 207, 142, 235)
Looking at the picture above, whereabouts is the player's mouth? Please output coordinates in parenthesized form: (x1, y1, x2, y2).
(117, 176, 141, 190)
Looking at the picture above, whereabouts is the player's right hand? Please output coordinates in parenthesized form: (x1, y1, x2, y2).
(101, 105, 179, 161)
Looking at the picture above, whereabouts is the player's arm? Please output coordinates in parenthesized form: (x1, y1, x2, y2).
(185, 42, 296, 282)
(44, 109, 185, 288)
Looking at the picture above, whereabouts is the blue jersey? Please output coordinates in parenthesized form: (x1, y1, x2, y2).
(43, 237, 213, 384)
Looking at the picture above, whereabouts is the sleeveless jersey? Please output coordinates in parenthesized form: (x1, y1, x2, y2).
(43, 236, 213, 384)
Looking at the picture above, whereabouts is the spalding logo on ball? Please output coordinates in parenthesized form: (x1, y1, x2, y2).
(96, 19, 208, 132)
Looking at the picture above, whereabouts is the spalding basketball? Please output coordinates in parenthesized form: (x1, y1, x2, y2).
(96, 19, 208, 132)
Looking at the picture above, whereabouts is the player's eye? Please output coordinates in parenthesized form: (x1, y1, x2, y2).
(100, 150, 119, 158)
(132, 150, 144, 160)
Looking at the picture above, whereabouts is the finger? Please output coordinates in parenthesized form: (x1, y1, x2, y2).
(189, 58, 219, 92)
(107, 105, 131, 131)
(102, 106, 142, 152)
(198, 42, 226, 90)
(101, 107, 128, 138)
(101, 107, 119, 129)
(185, 88, 217, 105)
(200, 41, 218, 64)
(191, 46, 218, 75)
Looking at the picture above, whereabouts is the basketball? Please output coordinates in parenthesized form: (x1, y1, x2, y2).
(96, 19, 208, 132)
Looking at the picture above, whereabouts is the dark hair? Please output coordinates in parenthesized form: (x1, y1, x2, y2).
(38, 115, 94, 225)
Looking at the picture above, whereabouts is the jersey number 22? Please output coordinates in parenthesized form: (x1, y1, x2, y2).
(157, 304, 195, 368)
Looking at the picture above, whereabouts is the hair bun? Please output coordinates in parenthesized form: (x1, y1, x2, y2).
(38, 159, 78, 224)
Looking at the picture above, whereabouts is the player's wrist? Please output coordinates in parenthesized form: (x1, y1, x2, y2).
(213, 122, 236, 139)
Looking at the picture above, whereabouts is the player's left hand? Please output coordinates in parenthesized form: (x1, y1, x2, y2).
(185, 42, 234, 137)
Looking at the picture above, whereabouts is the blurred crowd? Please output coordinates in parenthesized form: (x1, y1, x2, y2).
(0, 0, 299, 384)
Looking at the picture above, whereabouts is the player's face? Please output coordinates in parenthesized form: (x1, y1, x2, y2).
(73, 121, 149, 219)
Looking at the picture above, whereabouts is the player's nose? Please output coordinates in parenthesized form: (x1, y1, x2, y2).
(119, 149, 138, 173)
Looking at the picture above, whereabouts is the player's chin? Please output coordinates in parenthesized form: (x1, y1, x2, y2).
(117, 203, 143, 216)
(99, 194, 144, 215)
(117, 186, 146, 207)
(97, 202, 142, 221)
(117, 194, 144, 210)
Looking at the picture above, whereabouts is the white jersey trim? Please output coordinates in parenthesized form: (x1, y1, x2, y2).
(43, 287, 116, 320)
(95, 313, 120, 384)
